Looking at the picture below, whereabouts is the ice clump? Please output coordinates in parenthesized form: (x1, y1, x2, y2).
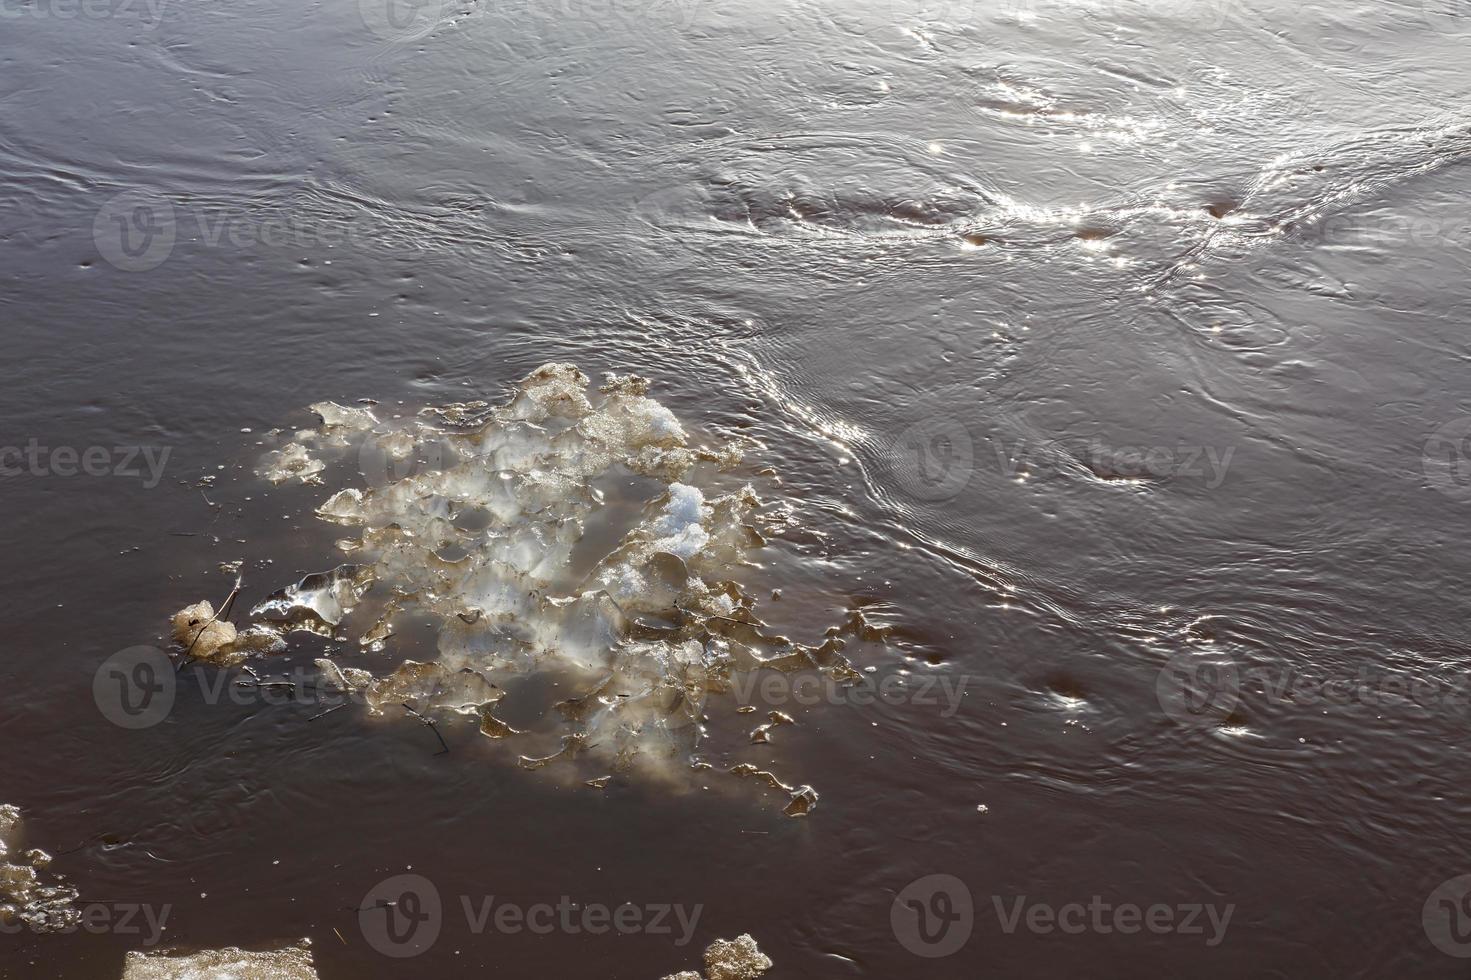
(661, 933, 772, 980)
(228, 364, 872, 808)
(170, 600, 285, 665)
(121, 939, 318, 979)
(0, 805, 80, 933)
(256, 443, 325, 485)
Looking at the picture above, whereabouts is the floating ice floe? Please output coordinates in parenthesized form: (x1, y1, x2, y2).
(120, 939, 318, 979)
(0, 804, 79, 933)
(661, 933, 772, 980)
(176, 364, 882, 811)
(170, 600, 285, 665)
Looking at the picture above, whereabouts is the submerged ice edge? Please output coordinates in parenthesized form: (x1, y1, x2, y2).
(171, 363, 889, 814)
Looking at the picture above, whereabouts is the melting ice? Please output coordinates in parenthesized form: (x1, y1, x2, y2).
(189, 365, 880, 812)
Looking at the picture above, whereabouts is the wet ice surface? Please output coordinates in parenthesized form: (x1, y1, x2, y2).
(120, 940, 317, 980)
(0, 806, 78, 935)
(222, 365, 862, 808)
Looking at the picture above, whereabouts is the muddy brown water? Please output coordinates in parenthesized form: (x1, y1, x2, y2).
(5, 0, 1471, 975)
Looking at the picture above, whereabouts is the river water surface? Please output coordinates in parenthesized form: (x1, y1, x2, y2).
(4, 0, 1471, 976)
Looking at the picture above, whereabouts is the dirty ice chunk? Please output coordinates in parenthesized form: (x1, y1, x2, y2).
(660, 934, 772, 980)
(0, 806, 80, 933)
(0, 805, 19, 862)
(170, 601, 239, 662)
(704, 934, 773, 980)
(121, 939, 319, 980)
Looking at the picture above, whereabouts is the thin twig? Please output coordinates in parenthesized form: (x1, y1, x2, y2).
(178, 573, 243, 671)
(401, 702, 450, 755)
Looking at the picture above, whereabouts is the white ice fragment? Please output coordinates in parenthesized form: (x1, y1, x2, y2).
(317, 488, 367, 525)
(310, 401, 378, 431)
(249, 565, 375, 636)
(650, 484, 710, 560)
(256, 443, 325, 486)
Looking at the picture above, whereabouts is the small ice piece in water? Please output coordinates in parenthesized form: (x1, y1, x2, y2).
(121, 939, 319, 979)
(0, 805, 20, 862)
(256, 443, 325, 486)
(310, 401, 378, 431)
(250, 565, 376, 637)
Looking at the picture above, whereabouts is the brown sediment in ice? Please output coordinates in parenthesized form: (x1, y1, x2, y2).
(120, 939, 318, 979)
(174, 364, 887, 813)
(0, 804, 80, 934)
(661, 933, 773, 980)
